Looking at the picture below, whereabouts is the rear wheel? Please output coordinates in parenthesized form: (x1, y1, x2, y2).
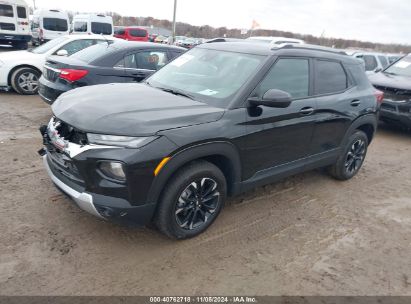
(154, 160, 227, 239)
(10, 67, 40, 95)
(329, 130, 368, 180)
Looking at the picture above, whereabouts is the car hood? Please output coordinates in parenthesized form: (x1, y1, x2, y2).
(369, 72, 411, 90)
(52, 83, 225, 136)
(0, 50, 43, 63)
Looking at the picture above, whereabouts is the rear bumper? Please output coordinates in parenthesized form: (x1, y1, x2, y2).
(0, 34, 31, 42)
(39, 76, 68, 104)
(380, 100, 411, 127)
(43, 154, 157, 226)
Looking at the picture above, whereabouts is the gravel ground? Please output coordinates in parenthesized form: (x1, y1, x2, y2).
(0, 91, 410, 296)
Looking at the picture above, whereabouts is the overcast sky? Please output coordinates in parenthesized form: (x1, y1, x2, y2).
(33, 0, 411, 45)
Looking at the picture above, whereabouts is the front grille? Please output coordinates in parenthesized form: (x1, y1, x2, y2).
(43, 66, 59, 82)
(398, 104, 411, 114)
(0, 23, 15, 31)
(374, 85, 411, 102)
(54, 119, 88, 145)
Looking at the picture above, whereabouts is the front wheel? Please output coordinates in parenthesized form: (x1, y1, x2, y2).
(329, 130, 369, 180)
(10, 67, 40, 95)
(154, 160, 227, 239)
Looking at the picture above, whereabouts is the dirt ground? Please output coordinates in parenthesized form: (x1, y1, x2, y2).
(0, 91, 410, 296)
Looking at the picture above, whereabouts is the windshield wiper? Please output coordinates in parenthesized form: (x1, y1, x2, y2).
(384, 71, 397, 76)
(156, 87, 195, 100)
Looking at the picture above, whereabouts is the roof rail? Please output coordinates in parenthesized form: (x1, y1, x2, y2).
(272, 44, 347, 55)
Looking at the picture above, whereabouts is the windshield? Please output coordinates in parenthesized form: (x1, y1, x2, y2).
(43, 18, 68, 31)
(30, 36, 69, 54)
(384, 55, 411, 77)
(148, 48, 266, 106)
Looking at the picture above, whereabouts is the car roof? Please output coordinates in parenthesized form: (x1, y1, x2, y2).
(105, 41, 185, 51)
(198, 42, 360, 64)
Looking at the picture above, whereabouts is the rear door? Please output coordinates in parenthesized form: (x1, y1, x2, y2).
(310, 59, 357, 155)
(123, 50, 170, 82)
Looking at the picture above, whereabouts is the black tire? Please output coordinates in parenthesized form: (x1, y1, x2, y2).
(10, 67, 40, 95)
(154, 160, 227, 239)
(329, 130, 369, 181)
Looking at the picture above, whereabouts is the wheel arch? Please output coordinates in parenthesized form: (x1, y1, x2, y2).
(7, 64, 42, 86)
(344, 114, 378, 145)
(147, 141, 242, 204)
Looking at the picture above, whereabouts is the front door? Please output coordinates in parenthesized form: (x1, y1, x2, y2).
(243, 57, 317, 179)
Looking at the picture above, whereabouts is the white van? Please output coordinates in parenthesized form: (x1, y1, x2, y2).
(31, 9, 69, 45)
(71, 14, 113, 36)
(0, 0, 30, 49)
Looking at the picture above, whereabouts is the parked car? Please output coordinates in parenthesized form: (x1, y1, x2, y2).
(71, 14, 113, 36)
(39, 41, 185, 103)
(180, 37, 197, 49)
(154, 35, 168, 43)
(369, 54, 411, 129)
(114, 26, 149, 42)
(247, 36, 305, 46)
(387, 54, 404, 64)
(174, 35, 187, 46)
(350, 51, 390, 75)
(31, 9, 69, 45)
(39, 43, 379, 239)
(0, 0, 30, 49)
(0, 35, 116, 94)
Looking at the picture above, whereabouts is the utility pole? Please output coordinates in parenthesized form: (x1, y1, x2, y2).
(172, 0, 177, 43)
(33, 0, 36, 9)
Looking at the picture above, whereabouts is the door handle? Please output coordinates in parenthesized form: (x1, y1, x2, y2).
(351, 100, 361, 107)
(300, 107, 314, 115)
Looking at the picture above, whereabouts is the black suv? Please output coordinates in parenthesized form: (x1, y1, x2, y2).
(39, 43, 379, 239)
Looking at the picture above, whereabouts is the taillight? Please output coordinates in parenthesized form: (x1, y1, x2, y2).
(59, 69, 89, 82)
(374, 90, 384, 105)
(39, 28, 43, 39)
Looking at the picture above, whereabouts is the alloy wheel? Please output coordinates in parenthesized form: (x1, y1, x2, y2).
(175, 178, 220, 230)
(18, 72, 39, 93)
(345, 139, 366, 175)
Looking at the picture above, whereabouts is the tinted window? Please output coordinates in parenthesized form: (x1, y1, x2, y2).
(257, 58, 309, 99)
(315, 60, 347, 95)
(136, 51, 168, 70)
(0, 4, 13, 17)
(56, 39, 95, 56)
(378, 56, 389, 68)
(17, 6, 27, 18)
(71, 42, 115, 63)
(114, 28, 125, 35)
(91, 22, 112, 35)
(74, 21, 87, 32)
(43, 18, 68, 31)
(363, 55, 378, 71)
(129, 29, 147, 37)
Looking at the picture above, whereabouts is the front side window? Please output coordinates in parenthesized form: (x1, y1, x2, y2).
(74, 21, 87, 32)
(363, 55, 378, 71)
(378, 56, 389, 68)
(91, 22, 112, 35)
(17, 6, 27, 18)
(0, 4, 13, 17)
(43, 18, 68, 31)
(135, 51, 168, 70)
(255, 58, 309, 99)
(56, 39, 95, 56)
(148, 48, 266, 105)
(315, 60, 347, 95)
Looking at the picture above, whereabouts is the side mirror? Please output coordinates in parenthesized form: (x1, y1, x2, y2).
(56, 49, 68, 56)
(248, 89, 292, 108)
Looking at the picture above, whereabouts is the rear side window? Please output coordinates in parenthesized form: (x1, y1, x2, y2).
(315, 60, 347, 95)
(74, 22, 87, 32)
(363, 55, 378, 71)
(17, 6, 27, 18)
(136, 51, 169, 70)
(129, 29, 147, 37)
(71, 42, 115, 63)
(256, 58, 309, 99)
(91, 22, 112, 35)
(43, 18, 68, 31)
(114, 28, 125, 35)
(0, 4, 13, 17)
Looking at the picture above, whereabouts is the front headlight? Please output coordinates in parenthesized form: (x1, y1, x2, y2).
(87, 134, 158, 148)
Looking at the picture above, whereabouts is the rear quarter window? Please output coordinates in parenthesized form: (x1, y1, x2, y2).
(315, 60, 347, 95)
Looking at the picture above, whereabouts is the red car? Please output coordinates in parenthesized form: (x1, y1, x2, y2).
(114, 27, 149, 42)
